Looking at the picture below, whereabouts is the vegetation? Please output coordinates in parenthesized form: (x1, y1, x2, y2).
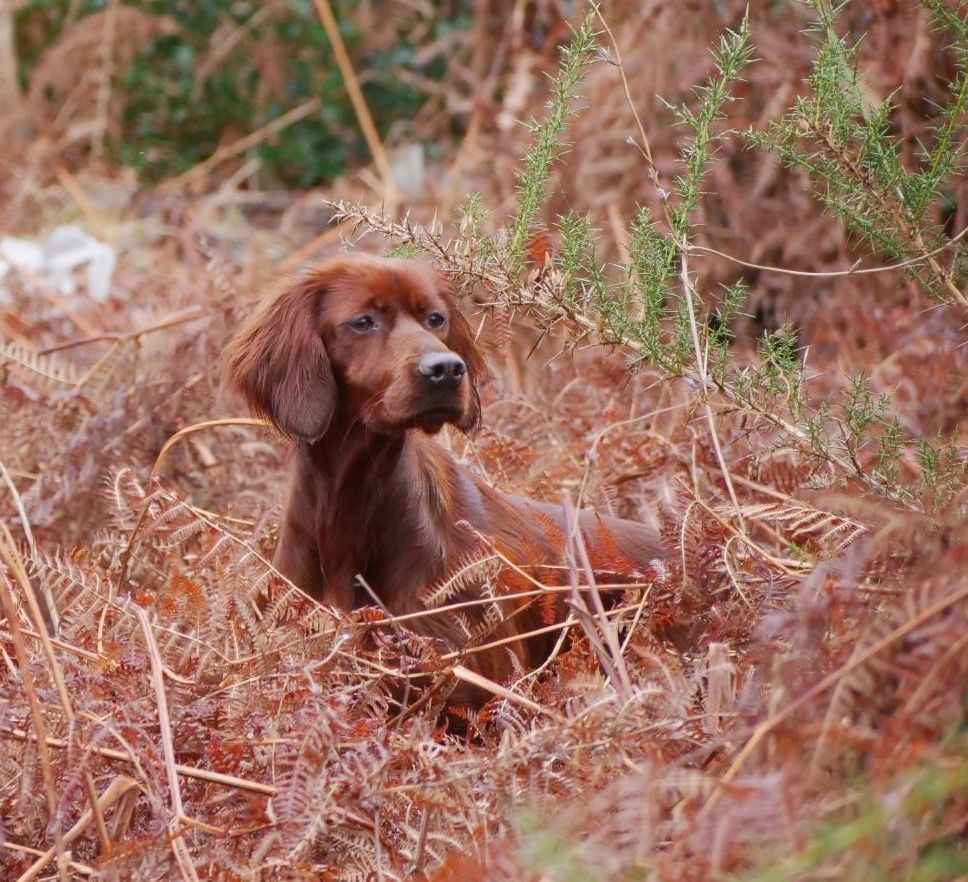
(369, 3, 965, 512)
(14, 0, 467, 184)
(0, 1, 966, 879)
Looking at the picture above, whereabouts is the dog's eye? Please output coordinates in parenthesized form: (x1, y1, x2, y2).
(349, 315, 376, 333)
(426, 312, 446, 330)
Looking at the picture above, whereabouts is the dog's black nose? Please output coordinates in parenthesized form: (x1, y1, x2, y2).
(417, 352, 466, 388)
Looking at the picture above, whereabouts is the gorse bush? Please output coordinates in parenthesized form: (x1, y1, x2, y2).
(748, 0, 968, 307)
(344, 0, 968, 514)
(16, 0, 469, 184)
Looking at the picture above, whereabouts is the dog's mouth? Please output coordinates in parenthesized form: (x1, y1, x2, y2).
(366, 386, 469, 435)
(404, 404, 465, 432)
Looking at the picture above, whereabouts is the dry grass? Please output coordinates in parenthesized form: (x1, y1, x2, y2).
(1, 1, 966, 880)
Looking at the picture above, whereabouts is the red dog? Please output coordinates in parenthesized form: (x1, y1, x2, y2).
(226, 256, 665, 698)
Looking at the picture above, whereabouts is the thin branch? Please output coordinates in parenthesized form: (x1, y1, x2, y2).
(451, 664, 563, 721)
(311, 0, 401, 207)
(689, 222, 968, 281)
(1, 726, 275, 796)
(131, 603, 200, 882)
(14, 776, 138, 882)
(0, 571, 67, 882)
(679, 247, 746, 531)
(157, 99, 322, 193)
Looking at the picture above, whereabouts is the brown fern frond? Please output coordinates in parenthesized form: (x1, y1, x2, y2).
(0, 341, 82, 387)
(740, 501, 867, 556)
(421, 551, 501, 609)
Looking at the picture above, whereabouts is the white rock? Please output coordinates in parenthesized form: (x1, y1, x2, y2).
(40, 225, 117, 302)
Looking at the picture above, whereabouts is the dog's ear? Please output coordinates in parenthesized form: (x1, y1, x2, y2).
(442, 286, 488, 432)
(224, 273, 336, 441)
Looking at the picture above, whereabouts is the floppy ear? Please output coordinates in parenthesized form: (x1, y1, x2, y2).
(224, 275, 336, 441)
(443, 288, 488, 432)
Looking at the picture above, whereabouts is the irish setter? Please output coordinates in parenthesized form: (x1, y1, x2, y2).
(225, 255, 665, 704)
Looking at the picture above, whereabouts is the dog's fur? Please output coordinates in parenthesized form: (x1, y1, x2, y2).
(225, 256, 665, 698)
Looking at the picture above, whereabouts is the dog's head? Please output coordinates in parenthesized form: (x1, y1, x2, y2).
(224, 256, 486, 440)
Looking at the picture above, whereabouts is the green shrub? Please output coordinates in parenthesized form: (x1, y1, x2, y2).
(16, 0, 469, 185)
(340, 1, 968, 513)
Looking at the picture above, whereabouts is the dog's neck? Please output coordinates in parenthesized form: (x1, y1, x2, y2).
(303, 418, 461, 609)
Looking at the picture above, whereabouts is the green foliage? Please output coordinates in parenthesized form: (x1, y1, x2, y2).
(915, 432, 963, 502)
(16, 0, 468, 185)
(708, 279, 745, 380)
(841, 374, 890, 452)
(514, 811, 604, 882)
(557, 211, 611, 318)
(759, 325, 800, 392)
(747, 0, 968, 306)
(339, 1, 967, 513)
(507, 11, 598, 270)
(668, 10, 754, 239)
(511, 736, 968, 882)
(455, 192, 501, 272)
(458, 192, 489, 234)
(738, 735, 968, 882)
(512, 0, 966, 511)
(626, 207, 679, 370)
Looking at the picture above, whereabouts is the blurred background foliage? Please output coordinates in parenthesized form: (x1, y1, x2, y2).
(15, 0, 470, 185)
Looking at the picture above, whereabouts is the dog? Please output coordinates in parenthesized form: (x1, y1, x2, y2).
(225, 255, 665, 704)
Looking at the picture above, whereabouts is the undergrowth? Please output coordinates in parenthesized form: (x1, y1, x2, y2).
(0, 1, 966, 879)
(347, 2, 968, 515)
